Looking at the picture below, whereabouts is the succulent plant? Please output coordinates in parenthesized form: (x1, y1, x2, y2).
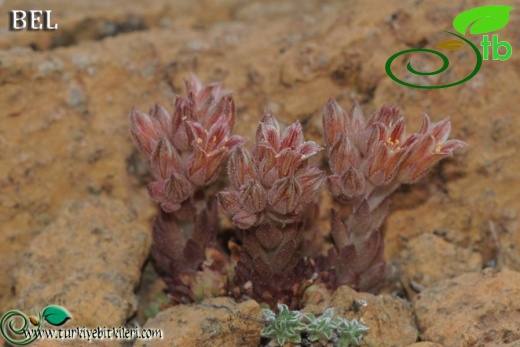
(323, 98, 466, 203)
(130, 77, 245, 214)
(130, 76, 466, 310)
(218, 112, 325, 307)
(219, 112, 324, 227)
(322, 99, 466, 291)
(303, 307, 336, 342)
(261, 305, 368, 347)
(333, 317, 369, 347)
(129, 76, 245, 303)
(261, 304, 307, 346)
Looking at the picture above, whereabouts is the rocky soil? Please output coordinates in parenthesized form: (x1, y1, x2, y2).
(1, 0, 520, 346)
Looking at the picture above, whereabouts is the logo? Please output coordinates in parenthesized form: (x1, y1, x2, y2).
(0, 306, 71, 345)
(385, 5, 514, 89)
(9, 10, 58, 31)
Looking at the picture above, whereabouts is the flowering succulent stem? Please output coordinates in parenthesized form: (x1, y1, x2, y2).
(365, 180, 400, 211)
(130, 76, 245, 303)
(322, 98, 465, 291)
(218, 112, 325, 307)
(130, 76, 466, 310)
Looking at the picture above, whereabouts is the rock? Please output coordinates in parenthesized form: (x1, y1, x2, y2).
(406, 343, 444, 347)
(1, 1, 520, 346)
(414, 268, 520, 347)
(326, 286, 418, 347)
(134, 297, 264, 347)
(12, 197, 151, 328)
(400, 233, 482, 298)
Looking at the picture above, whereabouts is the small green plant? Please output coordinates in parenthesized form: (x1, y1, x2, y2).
(261, 304, 307, 346)
(261, 304, 368, 346)
(302, 307, 336, 342)
(334, 318, 368, 347)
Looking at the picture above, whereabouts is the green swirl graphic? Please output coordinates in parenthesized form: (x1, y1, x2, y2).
(385, 31, 483, 89)
(0, 310, 41, 345)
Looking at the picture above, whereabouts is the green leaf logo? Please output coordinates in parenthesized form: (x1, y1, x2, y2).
(42, 306, 71, 326)
(453, 5, 514, 35)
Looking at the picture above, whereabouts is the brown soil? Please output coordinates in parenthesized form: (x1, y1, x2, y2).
(2, 0, 520, 346)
